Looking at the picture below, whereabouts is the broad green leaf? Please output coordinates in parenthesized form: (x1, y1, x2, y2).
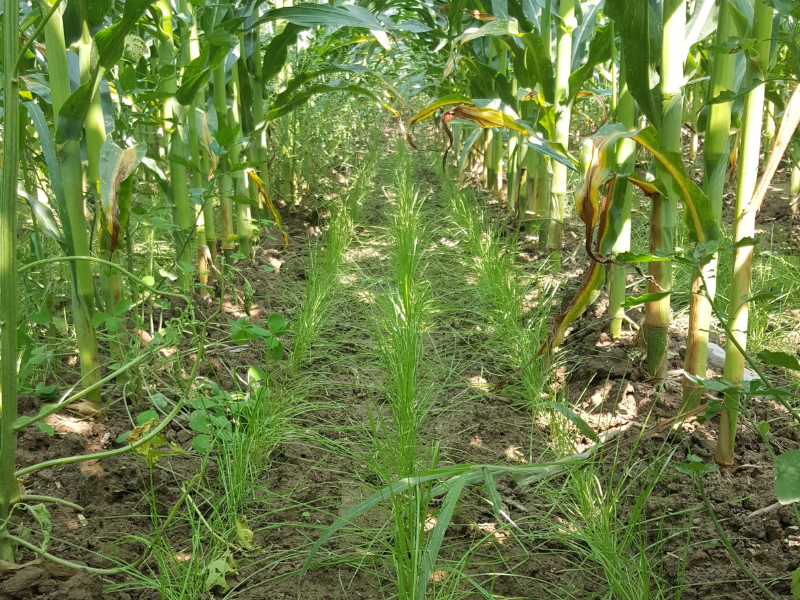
(105, 317, 124, 332)
(775, 450, 800, 504)
(621, 292, 672, 308)
(99, 141, 146, 254)
(267, 314, 288, 336)
(259, 4, 387, 31)
(792, 568, 800, 600)
(263, 24, 306, 85)
(417, 473, 469, 600)
(676, 454, 719, 475)
(566, 24, 613, 106)
(631, 126, 719, 244)
(456, 18, 519, 45)
(18, 188, 65, 250)
(546, 401, 598, 442)
(758, 350, 800, 371)
(205, 556, 233, 592)
(605, 0, 661, 129)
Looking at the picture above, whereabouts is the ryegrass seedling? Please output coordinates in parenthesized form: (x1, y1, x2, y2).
(290, 151, 376, 371)
(444, 178, 552, 415)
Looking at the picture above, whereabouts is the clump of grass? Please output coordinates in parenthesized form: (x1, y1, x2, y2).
(445, 178, 552, 413)
(290, 149, 377, 371)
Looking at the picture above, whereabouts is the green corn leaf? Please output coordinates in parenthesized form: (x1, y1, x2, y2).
(455, 18, 519, 45)
(517, 33, 556, 104)
(259, 4, 388, 31)
(22, 102, 66, 217)
(543, 260, 605, 353)
(263, 24, 306, 85)
(417, 472, 469, 600)
(566, 24, 613, 106)
(605, 0, 661, 129)
(458, 127, 483, 174)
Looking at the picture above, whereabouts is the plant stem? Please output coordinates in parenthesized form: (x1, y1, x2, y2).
(682, 0, 736, 409)
(718, 0, 775, 466)
(608, 49, 635, 339)
(213, 58, 235, 264)
(646, 0, 684, 379)
(0, 0, 21, 562)
(548, 0, 574, 268)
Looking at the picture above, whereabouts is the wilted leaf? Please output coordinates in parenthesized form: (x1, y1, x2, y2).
(247, 171, 289, 248)
(99, 141, 146, 255)
(236, 516, 254, 550)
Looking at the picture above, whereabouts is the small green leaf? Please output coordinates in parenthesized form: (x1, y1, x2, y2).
(621, 292, 672, 308)
(36, 423, 55, 436)
(758, 350, 800, 372)
(205, 556, 233, 592)
(791, 567, 800, 599)
(676, 454, 719, 475)
(35, 382, 57, 398)
(137, 410, 159, 426)
(192, 434, 211, 453)
(142, 276, 155, 287)
(114, 298, 134, 316)
(92, 311, 110, 329)
(105, 317, 124, 332)
(30, 309, 51, 327)
(757, 421, 771, 436)
(267, 314, 288, 336)
(696, 399, 724, 424)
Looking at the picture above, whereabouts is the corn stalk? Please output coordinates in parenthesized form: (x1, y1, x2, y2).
(682, 0, 737, 409)
(0, 0, 22, 563)
(718, 0, 775, 466)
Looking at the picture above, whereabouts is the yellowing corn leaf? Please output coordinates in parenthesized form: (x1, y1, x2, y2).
(99, 140, 146, 255)
(407, 95, 473, 129)
(247, 171, 289, 249)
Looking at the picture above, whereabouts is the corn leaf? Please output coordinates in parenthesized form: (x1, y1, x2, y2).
(605, 0, 661, 129)
(631, 126, 719, 244)
(263, 23, 306, 86)
(566, 24, 613, 106)
(775, 450, 800, 504)
(99, 141, 146, 255)
(408, 95, 474, 129)
(247, 171, 289, 248)
(455, 18, 519, 45)
(542, 260, 606, 353)
(416, 472, 469, 600)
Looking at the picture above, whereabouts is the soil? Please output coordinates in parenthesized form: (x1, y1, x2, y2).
(5, 137, 800, 600)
